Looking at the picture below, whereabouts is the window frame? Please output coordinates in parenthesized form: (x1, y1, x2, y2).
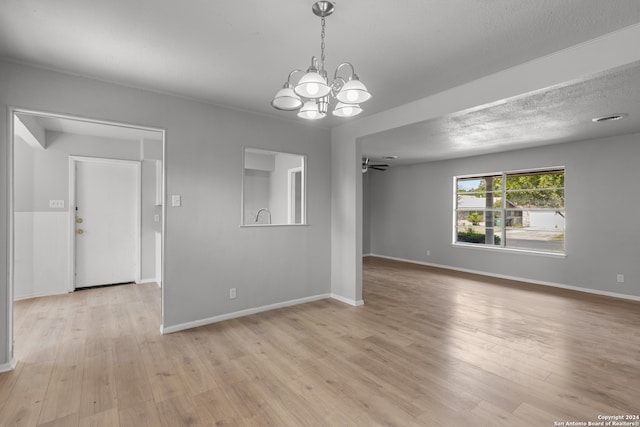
(453, 166, 565, 256)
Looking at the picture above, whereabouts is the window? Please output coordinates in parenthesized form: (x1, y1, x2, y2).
(455, 168, 565, 254)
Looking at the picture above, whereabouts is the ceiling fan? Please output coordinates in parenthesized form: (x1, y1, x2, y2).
(362, 157, 389, 173)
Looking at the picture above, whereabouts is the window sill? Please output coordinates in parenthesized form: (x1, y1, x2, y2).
(452, 242, 566, 258)
(240, 223, 309, 228)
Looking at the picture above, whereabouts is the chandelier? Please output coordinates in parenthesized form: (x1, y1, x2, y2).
(271, 1, 371, 120)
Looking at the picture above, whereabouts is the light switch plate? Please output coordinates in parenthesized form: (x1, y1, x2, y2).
(171, 195, 181, 207)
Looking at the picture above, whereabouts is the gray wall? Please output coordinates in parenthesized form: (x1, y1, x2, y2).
(243, 169, 270, 224)
(0, 59, 332, 366)
(367, 132, 640, 298)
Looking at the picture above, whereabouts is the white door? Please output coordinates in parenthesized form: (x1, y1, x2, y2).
(74, 158, 139, 288)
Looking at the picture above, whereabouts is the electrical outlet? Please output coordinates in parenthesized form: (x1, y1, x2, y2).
(171, 195, 181, 207)
(426, 250, 431, 256)
(229, 288, 237, 299)
(49, 200, 65, 208)
(617, 274, 624, 283)
(154, 214, 160, 222)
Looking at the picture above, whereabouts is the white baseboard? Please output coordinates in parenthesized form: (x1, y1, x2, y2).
(162, 293, 332, 334)
(331, 293, 364, 306)
(136, 278, 158, 285)
(0, 358, 16, 373)
(14, 289, 69, 301)
(368, 253, 640, 303)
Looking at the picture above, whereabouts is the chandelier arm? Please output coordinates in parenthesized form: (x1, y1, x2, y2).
(287, 69, 306, 85)
(334, 62, 356, 80)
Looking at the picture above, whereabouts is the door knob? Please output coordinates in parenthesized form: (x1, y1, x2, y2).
(76, 217, 83, 223)
(76, 229, 84, 235)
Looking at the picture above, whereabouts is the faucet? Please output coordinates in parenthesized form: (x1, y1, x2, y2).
(255, 208, 271, 224)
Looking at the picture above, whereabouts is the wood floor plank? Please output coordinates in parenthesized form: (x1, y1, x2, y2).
(138, 337, 190, 403)
(0, 363, 24, 414)
(36, 412, 79, 427)
(155, 393, 211, 427)
(112, 335, 155, 411)
(37, 353, 84, 424)
(0, 361, 53, 427)
(78, 350, 117, 418)
(2, 259, 639, 426)
(117, 400, 162, 427)
(191, 388, 242, 426)
(161, 332, 219, 396)
(38, 308, 87, 425)
(78, 408, 119, 427)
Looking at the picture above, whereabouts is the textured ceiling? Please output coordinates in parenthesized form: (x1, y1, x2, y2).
(360, 61, 640, 165)
(1, 0, 640, 159)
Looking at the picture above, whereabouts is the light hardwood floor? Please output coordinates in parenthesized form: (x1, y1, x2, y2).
(1, 256, 639, 426)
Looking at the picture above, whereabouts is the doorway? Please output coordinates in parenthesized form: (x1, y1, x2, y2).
(10, 108, 165, 362)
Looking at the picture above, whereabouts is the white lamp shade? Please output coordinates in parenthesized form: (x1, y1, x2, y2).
(294, 71, 331, 99)
(332, 102, 362, 117)
(297, 101, 326, 120)
(271, 87, 303, 111)
(336, 78, 371, 104)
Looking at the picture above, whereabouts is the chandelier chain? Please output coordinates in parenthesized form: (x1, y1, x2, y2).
(320, 16, 326, 71)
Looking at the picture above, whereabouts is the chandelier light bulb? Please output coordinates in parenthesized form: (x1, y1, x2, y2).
(336, 77, 371, 104)
(295, 69, 331, 99)
(332, 102, 362, 117)
(306, 83, 319, 96)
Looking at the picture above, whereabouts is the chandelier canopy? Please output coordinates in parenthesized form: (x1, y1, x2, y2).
(271, 1, 371, 120)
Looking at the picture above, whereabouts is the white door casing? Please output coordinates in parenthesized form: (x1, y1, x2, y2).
(69, 156, 141, 289)
(6, 107, 165, 370)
